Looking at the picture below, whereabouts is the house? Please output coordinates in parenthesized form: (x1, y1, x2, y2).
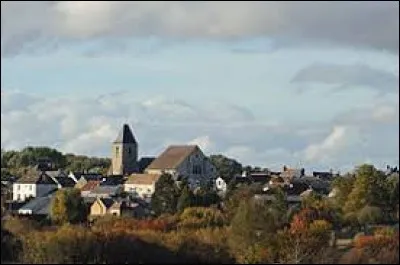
(17, 191, 56, 216)
(53, 176, 77, 189)
(145, 145, 216, 189)
(46, 169, 68, 179)
(89, 197, 147, 219)
(73, 173, 103, 189)
(280, 166, 304, 181)
(256, 181, 313, 204)
(313, 171, 334, 181)
(12, 169, 58, 202)
(124, 174, 161, 202)
(80, 180, 102, 197)
(99, 175, 125, 186)
(86, 185, 122, 198)
(90, 197, 123, 217)
(249, 172, 271, 185)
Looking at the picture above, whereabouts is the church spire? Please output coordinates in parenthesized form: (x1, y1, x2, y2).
(113, 124, 137, 144)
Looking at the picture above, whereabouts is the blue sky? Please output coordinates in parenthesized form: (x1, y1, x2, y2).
(1, 1, 399, 173)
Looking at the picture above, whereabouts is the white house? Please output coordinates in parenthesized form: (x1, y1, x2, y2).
(12, 170, 58, 202)
(144, 145, 217, 189)
(124, 174, 161, 202)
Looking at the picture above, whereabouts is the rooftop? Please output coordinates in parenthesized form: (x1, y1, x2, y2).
(125, 173, 161, 185)
(146, 145, 198, 170)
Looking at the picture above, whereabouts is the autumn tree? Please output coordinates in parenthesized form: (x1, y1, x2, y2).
(276, 209, 333, 264)
(50, 188, 87, 225)
(151, 173, 179, 216)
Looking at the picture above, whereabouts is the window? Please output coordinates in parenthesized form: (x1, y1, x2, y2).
(192, 165, 202, 175)
(115, 147, 119, 158)
(128, 147, 131, 154)
(29, 185, 33, 191)
(17, 185, 20, 190)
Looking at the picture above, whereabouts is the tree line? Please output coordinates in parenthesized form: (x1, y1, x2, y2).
(1, 146, 111, 178)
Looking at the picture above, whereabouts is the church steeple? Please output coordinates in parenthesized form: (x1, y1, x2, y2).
(111, 124, 138, 175)
(113, 124, 137, 144)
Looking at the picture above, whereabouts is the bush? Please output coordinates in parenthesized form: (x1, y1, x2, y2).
(178, 207, 225, 229)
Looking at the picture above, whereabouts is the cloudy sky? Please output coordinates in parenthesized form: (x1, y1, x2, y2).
(1, 1, 399, 172)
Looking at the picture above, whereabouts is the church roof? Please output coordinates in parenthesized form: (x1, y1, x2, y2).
(146, 145, 198, 170)
(113, 124, 137, 144)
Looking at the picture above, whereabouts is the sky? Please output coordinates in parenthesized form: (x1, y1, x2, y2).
(1, 1, 399, 173)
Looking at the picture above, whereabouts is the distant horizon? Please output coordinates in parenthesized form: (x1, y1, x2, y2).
(1, 2, 398, 173)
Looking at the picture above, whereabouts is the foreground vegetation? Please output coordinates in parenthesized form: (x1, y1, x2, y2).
(1, 147, 398, 264)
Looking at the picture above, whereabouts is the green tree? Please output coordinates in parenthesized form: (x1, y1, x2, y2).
(230, 198, 281, 248)
(344, 165, 387, 215)
(50, 188, 87, 225)
(223, 185, 256, 221)
(177, 182, 195, 213)
(357, 205, 382, 232)
(151, 173, 179, 216)
(331, 173, 355, 209)
(209, 154, 242, 183)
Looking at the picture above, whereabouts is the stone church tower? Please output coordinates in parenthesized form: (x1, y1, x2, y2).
(111, 124, 138, 175)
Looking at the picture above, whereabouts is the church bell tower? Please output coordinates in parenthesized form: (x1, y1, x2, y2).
(111, 124, 138, 175)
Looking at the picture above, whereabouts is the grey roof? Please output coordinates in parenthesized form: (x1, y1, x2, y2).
(90, 185, 120, 195)
(46, 170, 67, 178)
(18, 192, 55, 215)
(99, 197, 116, 209)
(138, 157, 156, 173)
(113, 124, 137, 144)
(78, 173, 104, 181)
(55, 177, 76, 187)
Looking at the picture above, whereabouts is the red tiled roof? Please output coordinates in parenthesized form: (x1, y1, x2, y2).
(80, 180, 101, 191)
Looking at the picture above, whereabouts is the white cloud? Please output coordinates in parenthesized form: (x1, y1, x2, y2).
(302, 126, 349, 163)
(2, 1, 398, 56)
(1, 90, 398, 172)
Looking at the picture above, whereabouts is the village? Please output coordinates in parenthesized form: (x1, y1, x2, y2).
(1, 123, 357, 220)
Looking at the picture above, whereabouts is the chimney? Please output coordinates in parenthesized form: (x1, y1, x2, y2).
(283, 165, 287, 172)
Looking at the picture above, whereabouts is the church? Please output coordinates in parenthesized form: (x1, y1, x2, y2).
(110, 124, 217, 191)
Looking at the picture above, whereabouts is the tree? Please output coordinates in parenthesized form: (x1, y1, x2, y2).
(230, 198, 281, 248)
(177, 182, 195, 213)
(50, 188, 87, 225)
(151, 173, 179, 216)
(357, 205, 382, 232)
(209, 154, 242, 183)
(276, 210, 333, 264)
(223, 185, 256, 221)
(343, 165, 388, 227)
(178, 207, 225, 229)
(331, 173, 355, 210)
